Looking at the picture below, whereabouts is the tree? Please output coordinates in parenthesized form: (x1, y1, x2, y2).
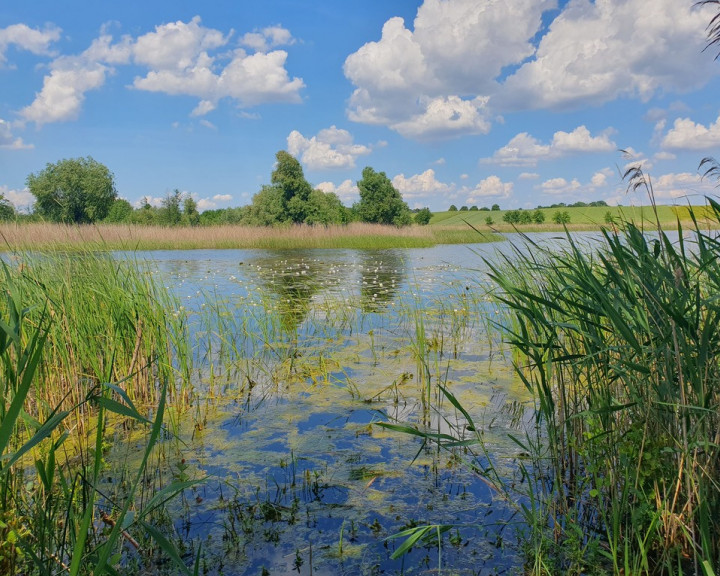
(491, 204, 500, 211)
(27, 156, 117, 223)
(272, 151, 313, 223)
(159, 190, 183, 226)
(448, 205, 458, 211)
(104, 198, 133, 223)
(485, 216, 494, 226)
(532, 209, 545, 224)
(414, 207, 432, 225)
(183, 195, 200, 226)
(355, 166, 412, 226)
(0, 194, 15, 221)
(552, 210, 571, 224)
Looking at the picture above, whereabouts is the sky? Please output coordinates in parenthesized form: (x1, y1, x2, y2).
(2, 0, 720, 213)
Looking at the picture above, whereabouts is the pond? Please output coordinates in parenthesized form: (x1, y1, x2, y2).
(110, 233, 594, 575)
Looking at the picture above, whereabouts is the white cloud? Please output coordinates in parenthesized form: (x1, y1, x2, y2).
(390, 95, 491, 140)
(287, 126, 372, 170)
(433, 158, 446, 165)
(213, 194, 233, 202)
(654, 151, 676, 161)
(661, 114, 720, 150)
(20, 17, 304, 125)
(0, 23, 61, 66)
(345, 0, 716, 136)
(392, 169, 453, 201)
(21, 59, 110, 125)
(316, 179, 359, 203)
(650, 172, 717, 201)
(241, 26, 295, 53)
(132, 17, 303, 110)
(0, 119, 32, 149)
(540, 177, 582, 195)
(343, 0, 552, 139)
(519, 172, 539, 180)
(466, 175, 513, 203)
(0, 185, 34, 209)
(500, 0, 716, 109)
(484, 126, 615, 166)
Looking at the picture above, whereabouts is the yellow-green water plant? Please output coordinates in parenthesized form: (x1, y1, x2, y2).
(487, 174, 720, 574)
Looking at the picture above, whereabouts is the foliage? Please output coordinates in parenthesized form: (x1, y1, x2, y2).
(532, 209, 545, 224)
(491, 204, 500, 211)
(552, 210, 571, 224)
(244, 151, 347, 226)
(26, 157, 117, 223)
(355, 166, 412, 227)
(0, 194, 15, 221)
(487, 179, 720, 574)
(104, 198, 133, 223)
(0, 257, 198, 575)
(414, 207, 432, 225)
(448, 205, 458, 211)
(160, 189, 183, 226)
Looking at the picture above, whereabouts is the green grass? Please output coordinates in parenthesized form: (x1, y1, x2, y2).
(485, 193, 720, 574)
(0, 256, 199, 575)
(430, 205, 705, 230)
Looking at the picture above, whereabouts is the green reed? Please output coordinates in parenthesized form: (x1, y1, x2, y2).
(0, 260, 200, 575)
(488, 183, 720, 574)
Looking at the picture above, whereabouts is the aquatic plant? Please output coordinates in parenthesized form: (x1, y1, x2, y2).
(488, 173, 720, 574)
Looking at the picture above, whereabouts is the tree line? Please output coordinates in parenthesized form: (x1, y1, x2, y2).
(0, 152, 434, 227)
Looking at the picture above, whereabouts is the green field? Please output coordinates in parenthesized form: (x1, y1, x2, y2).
(429, 204, 706, 230)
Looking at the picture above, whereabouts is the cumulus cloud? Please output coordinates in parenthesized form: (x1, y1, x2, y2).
(500, 0, 715, 109)
(484, 126, 616, 166)
(0, 23, 61, 66)
(650, 172, 717, 201)
(465, 175, 513, 204)
(20, 17, 303, 125)
(241, 26, 295, 53)
(196, 194, 234, 211)
(392, 169, 453, 201)
(287, 126, 372, 170)
(536, 167, 615, 199)
(661, 114, 720, 150)
(0, 185, 34, 210)
(315, 179, 359, 203)
(0, 119, 32, 149)
(344, 0, 715, 137)
(390, 95, 491, 140)
(344, 0, 552, 139)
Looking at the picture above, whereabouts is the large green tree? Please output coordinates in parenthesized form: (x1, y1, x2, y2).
(245, 150, 348, 226)
(354, 167, 412, 226)
(26, 156, 117, 223)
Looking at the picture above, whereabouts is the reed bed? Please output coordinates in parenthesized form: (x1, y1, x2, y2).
(0, 254, 199, 576)
(0, 222, 500, 251)
(488, 192, 720, 574)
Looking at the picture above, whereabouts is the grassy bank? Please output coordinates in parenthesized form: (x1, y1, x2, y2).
(0, 222, 501, 251)
(430, 204, 712, 231)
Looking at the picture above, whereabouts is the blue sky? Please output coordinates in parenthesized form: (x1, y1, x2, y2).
(2, 0, 720, 213)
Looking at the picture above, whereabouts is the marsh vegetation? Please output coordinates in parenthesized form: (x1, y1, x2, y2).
(1, 191, 719, 575)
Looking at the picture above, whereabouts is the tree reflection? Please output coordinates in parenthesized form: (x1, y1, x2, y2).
(359, 250, 406, 313)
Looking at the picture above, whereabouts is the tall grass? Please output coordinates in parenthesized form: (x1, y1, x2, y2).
(488, 178, 720, 574)
(0, 222, 501, 251)
(2, 251, 193, 414)
(0, 258, 199, 575)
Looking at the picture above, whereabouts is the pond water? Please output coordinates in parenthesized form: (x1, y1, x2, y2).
(110, 233, 598, 575)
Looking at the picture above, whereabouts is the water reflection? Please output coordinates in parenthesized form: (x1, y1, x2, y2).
(358, 250, 406, 313)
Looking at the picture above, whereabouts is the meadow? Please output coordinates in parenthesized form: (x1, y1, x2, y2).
(429, 204, 711, 231)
